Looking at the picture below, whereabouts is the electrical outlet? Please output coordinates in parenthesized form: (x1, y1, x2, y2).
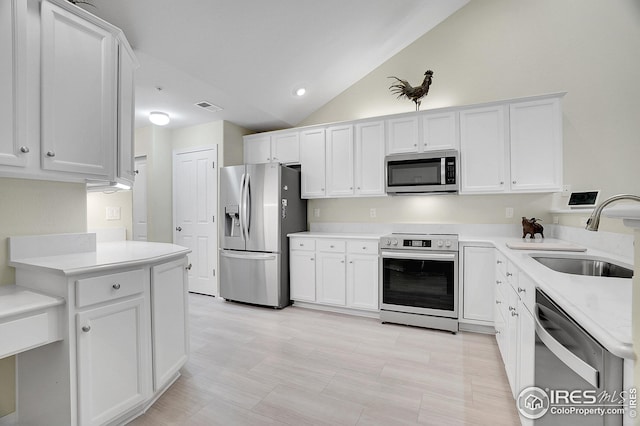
(553, 216, 559, 224)
(562, 185, 572, 197)
(505, 207, 514, 219)
(369, 208, 377, 218)
(106, 206, 121, 221)
(313, 208, 320, 218)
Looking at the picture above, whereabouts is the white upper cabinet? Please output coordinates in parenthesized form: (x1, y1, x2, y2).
(326, 125, 354, 197)
(243, 131, 300, 165)
(41, 0, 116, 178)
(300, 127, 326, 198)
(243, 133, 271, 164)
(116, 39, 137, 185)
(354, 120, 385, 196)
(0, 0, 27, 168)
(420, 111, 458, 151)
(459, 105, 508, 194)
(386, 115, 419, 154)
(509, 97, 563, 192)
(460, 94, 564, 194)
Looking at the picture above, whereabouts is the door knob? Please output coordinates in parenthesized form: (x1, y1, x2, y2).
(20, 146, 30, 153)
(186, 263, 193, 270)
(112, 283, 121, 290)
(176, 226, 182, 232)
(82, 325, 91, 333)
(46, 151, 56, 157)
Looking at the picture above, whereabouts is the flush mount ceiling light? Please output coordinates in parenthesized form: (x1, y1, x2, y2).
(294, 87, 306, 97)
(149, 111, 170, 126)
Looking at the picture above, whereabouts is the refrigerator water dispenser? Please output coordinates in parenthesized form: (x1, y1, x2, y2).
(224, 205, 241, 237)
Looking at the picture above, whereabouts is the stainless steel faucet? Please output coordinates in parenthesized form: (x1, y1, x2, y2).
(585, 194, 640, 231)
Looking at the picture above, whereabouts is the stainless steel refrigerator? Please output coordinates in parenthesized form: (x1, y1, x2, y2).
(219, 163, 307, 308)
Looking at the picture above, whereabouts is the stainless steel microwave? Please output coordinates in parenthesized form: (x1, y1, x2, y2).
(385, 150, 459, 195)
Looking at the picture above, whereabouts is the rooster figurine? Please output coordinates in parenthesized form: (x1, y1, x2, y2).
(388, 70, 434, 110)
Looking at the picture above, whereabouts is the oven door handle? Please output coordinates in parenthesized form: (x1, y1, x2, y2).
(381, 251, 456, 261)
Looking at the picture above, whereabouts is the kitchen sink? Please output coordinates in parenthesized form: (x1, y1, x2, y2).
(531, 255, 633, 278)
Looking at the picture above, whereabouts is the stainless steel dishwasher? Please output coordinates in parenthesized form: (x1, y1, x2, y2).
(533, 289, 623, 425)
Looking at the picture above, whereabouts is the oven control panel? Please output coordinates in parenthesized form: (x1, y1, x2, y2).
(380, 234, 458, 251)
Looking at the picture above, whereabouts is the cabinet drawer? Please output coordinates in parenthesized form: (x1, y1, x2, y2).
(317, 239, 346, 253)
(516, 272, 536, 313)
(347, 240, 379, 255)
(495, 251, 507, 277)
(290, 238, 315, 251)
(76, 269, 145, 308)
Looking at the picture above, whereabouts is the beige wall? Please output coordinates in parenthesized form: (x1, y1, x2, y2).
(86, 191, 133, 238)
(298, 0, 640, 234)
(0, 178, 87, 417)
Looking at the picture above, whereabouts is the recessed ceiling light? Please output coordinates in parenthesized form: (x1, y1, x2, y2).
(295, 87, 306, 97)
(149, 111, 170, 126)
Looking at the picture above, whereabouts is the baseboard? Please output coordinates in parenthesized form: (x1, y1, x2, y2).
(459, 321, 495, 334)
(291, 301, 380, 319)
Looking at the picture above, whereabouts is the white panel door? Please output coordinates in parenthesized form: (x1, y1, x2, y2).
(355, 120, 385, 196)
(0, 0, 28, 168)
(41, 0, 116, 178)
(421, 111, 458, 151)
(117, 42, 136, 184)
(326, 125, 354, 197)
(462, 246, 495, 323)
(386, 116, 419, 154)
(271, 132, 299, 164)
(346, 254, 378, 310)
(290, 250, 316, 302)
(243, 134, 271, 164)
(132, 157, 147, 241)
(173, 146, 218, 296)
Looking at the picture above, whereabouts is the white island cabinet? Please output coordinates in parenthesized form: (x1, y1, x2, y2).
(7, 233, 190, 426)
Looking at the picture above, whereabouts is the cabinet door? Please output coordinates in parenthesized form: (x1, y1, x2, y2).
(76, 296, 151, 426)
(459, 105, 507, 194)
(243, 134, 271, 164)
(354, 120, 385, 196)
(117, 42, 136, 184)
(316, 252, 346, 306)
(462, 246, 495, 323)
(41, 0, 116, 178)
(494, 287, 507, 364)
(326, 125, 354, 197)
(0, 0, 28, 168)
(420, 111, 458, 151)
(151, 258, 189, 392)
(300, 128, 326, 198)
(271, 132, 299, 164)
(346, 254, 378, 311)
(290, 250, 316, 302)
(509, 97, 562, 192)
(386, 116, 419, 154)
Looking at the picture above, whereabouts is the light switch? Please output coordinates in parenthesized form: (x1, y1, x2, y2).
(505, 207, 514, 219)
(106, 206, 121, 221)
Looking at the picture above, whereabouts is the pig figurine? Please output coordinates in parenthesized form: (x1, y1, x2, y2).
(522, 217, 544, 239)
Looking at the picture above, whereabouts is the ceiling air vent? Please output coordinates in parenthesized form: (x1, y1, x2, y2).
(195, 101, 223, 112)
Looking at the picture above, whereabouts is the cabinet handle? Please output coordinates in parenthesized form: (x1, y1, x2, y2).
(310, 258, 314, 261)
(512, 181, 517, 184)
(321, 188, 325, 191)
(413, 144, 417, 147)
(495, 300, 501, 305)
(300, 243, 304, 247)
(330, 245, 334, 248)
(511, 311, 519, 317)
(506, 272, 513, 277)
(20, 146, 30, 153)
(496, 280, 502, 285)
(509, 306, 515, 311)
(496, 260, 503, 264)
(176, 226, 182, 232)
(341, 260, 345, 264)
(518, 287, 526, 293)
(112, 283, 121, 290)
(495, 330, 501, 335)
(46, 151, 56, 157)
(362, 246, 366, 250)
(82, 325, 91, 333)
(186, 263, 193, 270)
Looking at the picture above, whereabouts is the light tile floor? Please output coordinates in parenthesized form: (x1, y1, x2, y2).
(130, 294, 520, 425)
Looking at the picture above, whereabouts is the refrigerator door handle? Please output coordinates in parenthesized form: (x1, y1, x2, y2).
(244, 173, 251, 238)
(220, 250, 277, 261)
(239, 173, 247, 241)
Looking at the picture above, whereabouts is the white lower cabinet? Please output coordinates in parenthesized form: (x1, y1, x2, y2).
(151, 258, 189, 392)
(15, 255, 189, 426)
(461, 245, 495, 325)
(290, 236, 379, 314)
(77, 296, 150, 426)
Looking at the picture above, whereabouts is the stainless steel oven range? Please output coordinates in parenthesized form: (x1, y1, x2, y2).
(380, 233, 459, 332)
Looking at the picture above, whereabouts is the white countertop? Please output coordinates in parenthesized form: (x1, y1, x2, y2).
(9, 240, 191, 276)
(288, 231, 384, 240)
(290, 231, 634, 359)
(0, 285, 64, 321)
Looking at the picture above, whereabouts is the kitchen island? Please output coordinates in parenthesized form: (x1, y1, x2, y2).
(5, 232, 190, 426)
